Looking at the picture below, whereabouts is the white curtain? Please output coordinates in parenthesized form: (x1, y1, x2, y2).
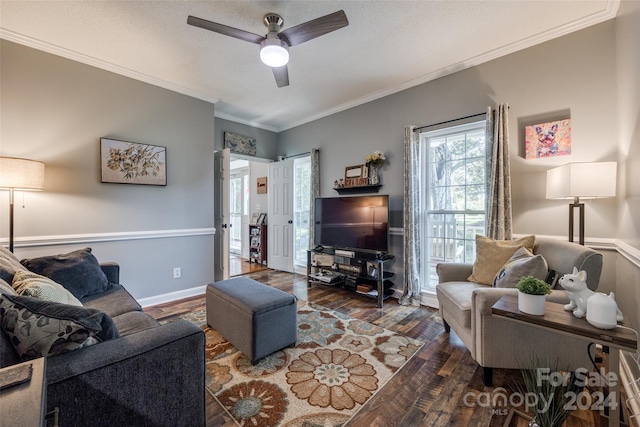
(400, 126, 422, 306)
(486, 104, 513, 240)
(309, 148, 320, 249)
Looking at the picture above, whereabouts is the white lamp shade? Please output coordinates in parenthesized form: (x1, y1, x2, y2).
(0, 157, 45, 191)
(260, 39, 289, 67)
(546, 161, 616, 200)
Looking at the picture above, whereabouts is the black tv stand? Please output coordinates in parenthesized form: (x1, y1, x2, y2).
(307, 247, 395, 308)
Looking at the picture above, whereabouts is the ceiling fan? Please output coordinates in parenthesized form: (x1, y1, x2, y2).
(187, 10, 349, 88)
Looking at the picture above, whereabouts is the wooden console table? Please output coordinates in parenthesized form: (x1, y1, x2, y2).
(0, 357, 47, 427)
(492, 294, 637, 427)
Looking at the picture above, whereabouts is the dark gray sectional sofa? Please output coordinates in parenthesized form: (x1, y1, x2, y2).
(0, 247, 206, 426)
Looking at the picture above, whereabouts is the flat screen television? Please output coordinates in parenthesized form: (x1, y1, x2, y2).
(314, 195, 389, 253)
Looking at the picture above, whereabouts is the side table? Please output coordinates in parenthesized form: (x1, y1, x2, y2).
(0, 357, 47, 427)
(492, 294, 637, 427)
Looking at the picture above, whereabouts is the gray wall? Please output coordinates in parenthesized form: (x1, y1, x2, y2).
(0, 40, 216, 302)
(278, 19, 639, 324)
(279, 20, 619, 238)
(614, 0, 640, 331)
(214, 117, 278, 159)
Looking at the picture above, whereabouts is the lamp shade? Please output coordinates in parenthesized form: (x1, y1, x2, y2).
(546, 162, 616, 200)
(0, 157, 45, 191)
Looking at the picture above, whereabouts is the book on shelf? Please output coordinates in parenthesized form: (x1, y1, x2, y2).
(357, 284, 373, 293)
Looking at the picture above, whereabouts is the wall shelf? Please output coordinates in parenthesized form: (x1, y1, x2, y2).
(333, 184, 382, 194)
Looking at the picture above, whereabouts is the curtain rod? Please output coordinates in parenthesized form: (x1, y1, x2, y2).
(280, 151, 311, 160)
(415, 112, 487, 132)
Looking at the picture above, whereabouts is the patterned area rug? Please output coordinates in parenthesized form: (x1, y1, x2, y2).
(173, 299, 424, 427)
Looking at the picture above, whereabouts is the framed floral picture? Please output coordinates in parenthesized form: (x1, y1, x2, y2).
(524, 118, 571, 159)
(224, 132, 257, 156)
(100, 138, 167, 186)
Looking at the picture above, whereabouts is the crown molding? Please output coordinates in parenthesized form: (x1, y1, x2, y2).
(0, 29, 220, 105)
(0, 0, 622, 134)
(214, 111, 279, 133)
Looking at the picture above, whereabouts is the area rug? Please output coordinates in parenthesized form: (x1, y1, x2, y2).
(171, 299, 424, 427)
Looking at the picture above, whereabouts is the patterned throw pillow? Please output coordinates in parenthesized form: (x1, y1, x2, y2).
(12, 270, 83, 306)
(467, 235, 536, 285)
(493, 246, 549, 288)
(0, 294, 119, 362)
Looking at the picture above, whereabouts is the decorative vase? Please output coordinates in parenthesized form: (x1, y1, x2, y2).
(528, 420, 540, 427)
(518, 291, 546, 315)
(369, 166, 379, 185)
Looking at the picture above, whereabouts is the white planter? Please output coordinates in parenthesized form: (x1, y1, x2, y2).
(518, 291, 546, 315)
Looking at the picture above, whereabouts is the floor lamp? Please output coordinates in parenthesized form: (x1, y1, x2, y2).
(0, 157, 45, 252)
(546, 162, 616, 245)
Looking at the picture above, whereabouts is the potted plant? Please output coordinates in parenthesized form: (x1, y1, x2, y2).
(516, 276, 552, 315)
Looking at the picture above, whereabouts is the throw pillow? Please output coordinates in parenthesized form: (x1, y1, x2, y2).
(0, 246, 28, 284)
(12, 270, 83, 306)
(20, 248, 111, 299)
(0, 278, 17, 296)
(467, 235, 536, 285)
(0, 294, 119, 362)
(493, 247, 549, 288)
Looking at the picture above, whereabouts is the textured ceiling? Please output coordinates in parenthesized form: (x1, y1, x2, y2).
(0, 1, 618, 132)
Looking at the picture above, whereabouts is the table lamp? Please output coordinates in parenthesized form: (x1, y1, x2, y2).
(546, 162, 616, 245)
(0, 157, 45, 252)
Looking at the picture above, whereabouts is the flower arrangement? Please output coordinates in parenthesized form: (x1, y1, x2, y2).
(365, 150, 386, 168)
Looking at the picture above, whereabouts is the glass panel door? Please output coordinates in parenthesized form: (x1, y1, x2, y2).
(229, 174, 243, 255)
(293, 156, 311, 267)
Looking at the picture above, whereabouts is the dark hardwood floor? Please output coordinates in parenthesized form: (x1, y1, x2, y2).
(145, 269, 611, 427)
(229, 254, 268, 277)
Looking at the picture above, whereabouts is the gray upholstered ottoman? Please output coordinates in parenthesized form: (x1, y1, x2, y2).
(206, 277, 297, 364)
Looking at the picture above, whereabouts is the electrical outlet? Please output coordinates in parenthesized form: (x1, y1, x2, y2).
(173, 267, 181, 279)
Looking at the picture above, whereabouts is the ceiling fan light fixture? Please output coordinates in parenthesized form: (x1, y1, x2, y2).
(260, 38, 289, 67)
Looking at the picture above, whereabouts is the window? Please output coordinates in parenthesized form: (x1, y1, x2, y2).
(420, 121, 487, 292)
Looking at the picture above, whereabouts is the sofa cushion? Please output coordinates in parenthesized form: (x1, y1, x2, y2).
(81, 283, 142, 318)
(111, 311, 160, 336)
(436, 281, 487, 329)
(493, 247, 548, 288)
(0, 246, 28, 284)
(468, 235, 535, 285)
(0, 294, 119, 362)
(21, 248, 111, 299)
(12, 270, 83, 306)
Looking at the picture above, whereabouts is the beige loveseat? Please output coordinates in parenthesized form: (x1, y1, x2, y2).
(436, 236, 603, 386)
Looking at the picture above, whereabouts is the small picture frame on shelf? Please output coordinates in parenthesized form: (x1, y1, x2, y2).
(344, 164, 365, 180)
(250, 213, 260, 224)
(250, 236, 260, 247)
(257, 213, 267, 225)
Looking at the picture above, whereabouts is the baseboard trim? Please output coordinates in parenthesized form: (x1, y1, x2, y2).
(4, 228, 216, 248)
(138, 284, 207, 308)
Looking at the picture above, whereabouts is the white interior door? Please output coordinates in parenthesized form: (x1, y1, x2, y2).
(213, 148, 230, 281)
(268, 159, 294, 272)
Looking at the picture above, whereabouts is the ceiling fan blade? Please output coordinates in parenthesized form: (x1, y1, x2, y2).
(279, 10, 348, 47)
(272, 65, 289, 88)
(187, 15, 265, 45)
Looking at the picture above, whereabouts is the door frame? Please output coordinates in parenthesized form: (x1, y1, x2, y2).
(217, 153, 272, 276)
